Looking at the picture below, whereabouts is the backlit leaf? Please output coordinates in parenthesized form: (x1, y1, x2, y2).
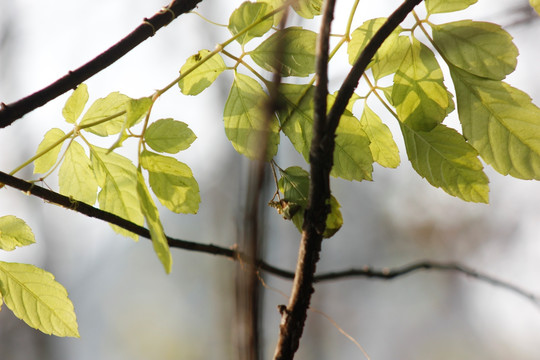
(433, 20, 518, 80)
(0, 216, 35, 251)
(451, 68, 540, 180)
(79, 92, 130, 136)
(359, 105, 400, 168)
(531, 0, 540, 15)
(0, 262, 79, 337)
(291, 0, 322, 19)
(250, 27, 317, 77)
(402, 123, 489, 203)
(126, 97, 152, 128)
(58, 141, 98, 205)
(223, 73, 280, 160)
(90, 147, 143, 239)
(425, 0, 477, 14)
(62, 84, 88, 124)
(228, 2, 273, 45)
(145, 119, 196, 154)
(136, 170, 172, 274)
(33, 128, 66, 174)
(178, 50, 226, 96)
(140, 151, 200, 214)
(392, 37, 449, 131)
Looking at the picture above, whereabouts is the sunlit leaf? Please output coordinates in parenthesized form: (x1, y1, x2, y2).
(79, 92, 130, 136)
(229, 1, 274, 45)
(0, 262, 79, 337)
(58, 141, 98, 205)
(223, 73, 280, 160)
(136, 170, 172, 274)
(402, 123, 489, 203)
(531, 0, 540, 15)
(432, 20, 518, 80)
(90, 147, 144, 239)
(392, 37, 449, 131)
(359, 105, 400, 168)
(250, 27, 317, 77)
(178, 50, 226, 96)
(0, 216, 35, 251)
(126, 97, 152, 128)
(451, 68, 540, 180)
(291, 0, 322, 19)
(62, 83, 88, 124)
(425, 0, 477, 14)
(33, 128, 66, 174)
(140, 151, 200, 214)
(144, 119, 196, 154)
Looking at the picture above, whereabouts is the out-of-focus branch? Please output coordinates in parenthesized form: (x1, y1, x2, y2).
(0, 0, 203, 128)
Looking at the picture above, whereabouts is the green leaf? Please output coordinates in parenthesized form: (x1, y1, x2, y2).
(140, 151, 200, 214)
(451, 68, 540, 180)
(223, 73, 280, 160)
(79, 92, 130, 136)
(402, 123, 489, 203)
(228, 1, 274, 45)
(250, 27, 317, 77)
(90, 147, 144, 239)
(144, 119, 196, 154)
(531, 0, 540, 15)
(0, 216, 35, 251)
(136, 170, 172, 274)
(62, 83, 88, 124)
(58, 141, 98, 205)
(178, 50, 227, 96)
(392, 37, 449, 131)
(126, 97, 152, 128)
(33, 128, 66, 174)
(278, 84, 373, 181)
(0, 262, 79, 337)
(425, 0, 477, 14)
(359, 105, 400, 168)
(277, 166, 342, 238)
(291, 0, 322, 19)
(432, 20, 518, 81)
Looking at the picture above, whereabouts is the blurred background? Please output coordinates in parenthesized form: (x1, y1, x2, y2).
(1, 0, 540, 359)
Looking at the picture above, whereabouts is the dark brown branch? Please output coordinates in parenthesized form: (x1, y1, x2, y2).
(273, 1, 337, 359)
(326, 0, 423, 134)
(0, 0, 203, 128)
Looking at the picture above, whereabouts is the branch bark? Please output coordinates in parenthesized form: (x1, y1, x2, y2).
(0, 0, 203, 128)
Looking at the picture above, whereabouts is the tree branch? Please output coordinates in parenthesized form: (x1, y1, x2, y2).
(0, 0, 203, 128)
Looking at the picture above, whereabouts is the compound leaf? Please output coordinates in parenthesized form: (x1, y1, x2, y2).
(79, 92, 130, 136)
(34, 128, 66, 174)
(140, 151, 200, 214)
(178, 50, 226, 96)
(223, 73, 280, 160)
(425, 0, 477, 14)
(228, 1, 274, 45)
(0, 216, 35, 251)
(62, 83, 88, 124)
(145, 119, 196, 154)
(432, 20, 518, 81)
(250, 27, 317, 77)
(58, 141, 98, 205)
(136, 170, 172, 274)
(360, 105, 400, 168)
(0, 262, 79, 337)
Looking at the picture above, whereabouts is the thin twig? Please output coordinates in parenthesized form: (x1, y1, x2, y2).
(0, 0, 203, 128)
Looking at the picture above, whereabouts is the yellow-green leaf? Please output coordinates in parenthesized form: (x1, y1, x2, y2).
(228, 1, 274, 45)
(90, 147, 144, 239)
(359, 105, 400, 168)
(291, 0, 322, 19)
(33, 128, 66, 174)
(144, 119, 196, 154)
(392, 37, 449, 131)
(140, 151, 200, 214)
(432, 20, 518, 81)
(62, 83, 88, 124)
(531, 0, 540, 15)
(0, 216, 35, 251)
(136, 170, 172, 274)
(223, 73, 280, 160)
(79, 92, 130, 136)
(402, 123, 489, 203)
(178, 50, 226, 96)
(250, 27, 317, 77)
(425, 0, 477, 14)
(451, 68, 540, 180)
(58, 141, 98, 205)
(0, 262, 79, 337)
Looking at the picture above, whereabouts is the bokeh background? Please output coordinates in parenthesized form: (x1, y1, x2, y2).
(1, 0, 540, 359)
